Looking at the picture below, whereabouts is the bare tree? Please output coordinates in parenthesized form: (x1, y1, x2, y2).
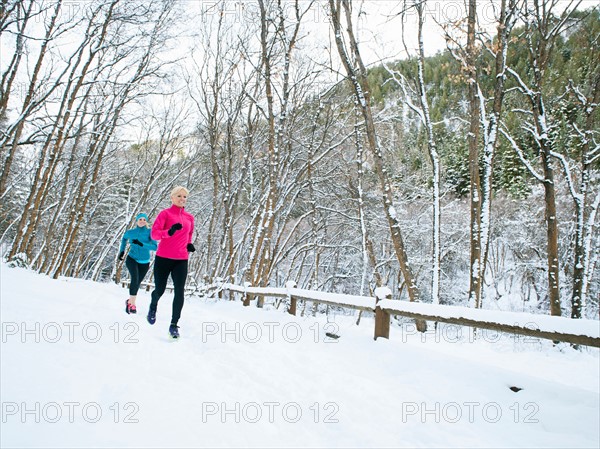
(9, 0, 122, 261)
(0, 0, 81, 200)
(185, 1, 257, 285)
(245, 0, 314, 300)
(442, 0, 519, 309)
(465, 0, 483, 308)
(502, 0, 583, 316)
(476, 0, 519, 310)
(387, 0, 444, 304)
(3, 0, 181, 279)
(329, 0, 426, 330)
(561, 76, 600, 317)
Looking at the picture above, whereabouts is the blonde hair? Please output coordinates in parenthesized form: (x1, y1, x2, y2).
(170, 186, 189, 198)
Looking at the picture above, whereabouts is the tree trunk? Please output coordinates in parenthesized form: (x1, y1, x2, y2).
(466, 0, 482, 308)
(414, 0, 441, 304)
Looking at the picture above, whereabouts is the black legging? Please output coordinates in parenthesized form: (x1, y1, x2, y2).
(125, 256, 150, 296)
(150, 255, 188, 325)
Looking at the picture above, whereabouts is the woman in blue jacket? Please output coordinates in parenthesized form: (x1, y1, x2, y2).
(119, 213, 158, 314)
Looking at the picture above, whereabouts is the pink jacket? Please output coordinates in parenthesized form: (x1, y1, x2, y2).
(151, 205, 195, 260)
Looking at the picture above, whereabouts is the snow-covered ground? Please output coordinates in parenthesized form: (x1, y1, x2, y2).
(1, 263, 598, 448)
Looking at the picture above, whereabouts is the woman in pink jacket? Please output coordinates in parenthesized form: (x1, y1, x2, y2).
(147, 186, 195, 339)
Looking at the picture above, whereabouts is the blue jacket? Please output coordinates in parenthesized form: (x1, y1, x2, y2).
(119, 226, 158, 263)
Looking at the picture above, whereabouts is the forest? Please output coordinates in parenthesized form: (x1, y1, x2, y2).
(1, 0, 598, 320)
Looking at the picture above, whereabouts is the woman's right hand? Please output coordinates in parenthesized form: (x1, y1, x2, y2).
(167, 223, 183, 236)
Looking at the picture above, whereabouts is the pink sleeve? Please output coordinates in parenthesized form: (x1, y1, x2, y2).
(151, 210, 170, 240)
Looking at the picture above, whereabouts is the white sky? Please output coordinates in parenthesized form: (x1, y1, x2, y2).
(177, 0, 514, 66)
(189, 0, 596, 63)
(2, 0, 595, 140)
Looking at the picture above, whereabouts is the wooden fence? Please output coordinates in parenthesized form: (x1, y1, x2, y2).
(215, 283, 600, 348)
(117, 278, 599, 348)
(120, 280, 196, 295)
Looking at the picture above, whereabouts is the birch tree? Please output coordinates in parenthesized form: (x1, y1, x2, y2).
(475, 0, 519, 310)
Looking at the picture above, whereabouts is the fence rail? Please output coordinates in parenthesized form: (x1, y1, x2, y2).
(120, 280, 196, 295)
(216, 283, 600, 348)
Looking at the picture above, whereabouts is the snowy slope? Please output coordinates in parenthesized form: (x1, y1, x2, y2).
(1, 263, 598, 448)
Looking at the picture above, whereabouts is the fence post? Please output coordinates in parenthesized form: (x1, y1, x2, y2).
(286, 280, 297, 315)
(226, 276, 234, 301)
(215, 277, 223, 299)
(374, 287, 391, 340)
(243, 282, 251, 307)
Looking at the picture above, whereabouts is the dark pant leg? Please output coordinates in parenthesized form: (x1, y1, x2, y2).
(170, 259, 188, 325)
(127, 257, 150, 296)
(125, 256, 139, 296)
(136, 262, 150, 294)
(150, 256, 173, 311)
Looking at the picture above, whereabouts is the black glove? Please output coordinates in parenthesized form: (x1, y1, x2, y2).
(187, 243, 196, 253)
(167, 223, 183, 236)
(131, 239, 143, 246)
(118, 251, 124, 261)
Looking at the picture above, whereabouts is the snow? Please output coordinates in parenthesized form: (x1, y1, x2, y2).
(374, 286, 392, 300)
(1, 263, 599, 448)
(388, 205, 397, 220)
(287, 287, 375, 311)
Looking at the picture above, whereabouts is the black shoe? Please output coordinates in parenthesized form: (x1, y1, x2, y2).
(169, 324, 180, 339)
(147, 308, 156, 325)
(125, 299, 130, 315)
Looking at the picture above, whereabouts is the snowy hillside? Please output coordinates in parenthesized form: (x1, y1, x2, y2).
(1, 263, 599, 448)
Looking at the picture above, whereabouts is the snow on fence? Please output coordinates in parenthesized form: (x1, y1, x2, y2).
(216, 282, 600, 348)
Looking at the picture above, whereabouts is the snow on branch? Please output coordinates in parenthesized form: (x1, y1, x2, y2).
(499, 126, 544, 182)
(506, 66, 535, 97)
(383, 64, 425, 125)
(549, 150, 583, 203)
